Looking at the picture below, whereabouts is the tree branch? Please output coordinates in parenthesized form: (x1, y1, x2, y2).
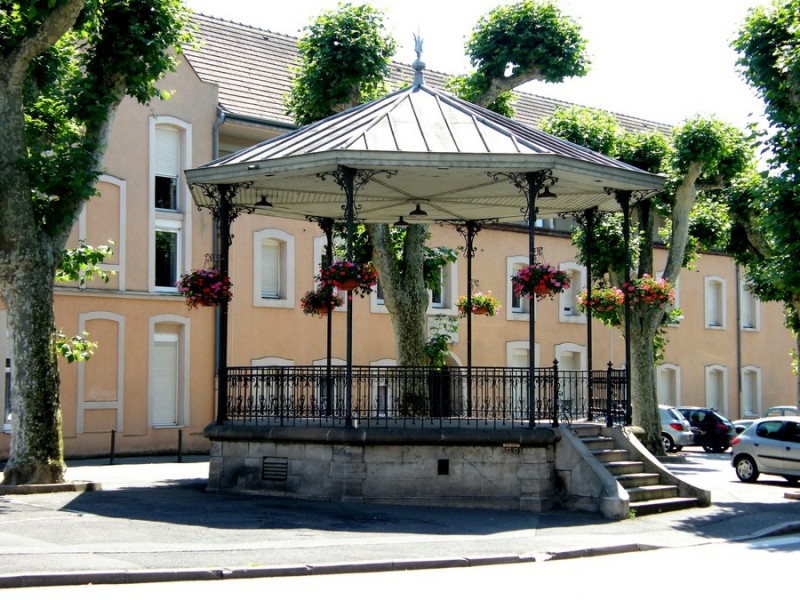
(3, 1, 85, 88)
(471, 66, 545, 108)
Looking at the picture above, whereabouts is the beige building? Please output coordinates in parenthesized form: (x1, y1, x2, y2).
(0, 15, 794, 459)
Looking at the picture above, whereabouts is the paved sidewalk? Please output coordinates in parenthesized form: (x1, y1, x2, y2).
(0, 453, 798, 588)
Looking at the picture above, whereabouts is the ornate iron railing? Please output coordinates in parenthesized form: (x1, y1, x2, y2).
(222, 363, 628, 429)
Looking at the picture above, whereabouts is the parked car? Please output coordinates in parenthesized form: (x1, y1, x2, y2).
(733, 419, 755, 434)
(764, 406, 800, 417)
(731, 417, 800, 483)
(660, 405, 693, 452)
(676, 407, 736, 453)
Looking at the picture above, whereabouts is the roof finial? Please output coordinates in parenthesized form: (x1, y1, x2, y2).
(412, 32, 425, 88)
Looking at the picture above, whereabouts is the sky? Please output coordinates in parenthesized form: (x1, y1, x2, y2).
(185, 0, 768, 129)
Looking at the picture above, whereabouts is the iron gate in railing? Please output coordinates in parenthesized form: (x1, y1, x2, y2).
(223, 363, 628, 429)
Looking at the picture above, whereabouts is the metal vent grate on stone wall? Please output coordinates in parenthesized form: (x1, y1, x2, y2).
(262, 456, 289, 481)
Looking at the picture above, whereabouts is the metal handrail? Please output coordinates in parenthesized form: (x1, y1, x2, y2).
(223, 364, 628, 429)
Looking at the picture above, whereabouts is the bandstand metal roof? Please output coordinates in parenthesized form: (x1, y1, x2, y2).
(185, 81, 665, 220)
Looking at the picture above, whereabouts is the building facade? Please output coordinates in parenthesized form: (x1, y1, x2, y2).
(0, 15, 794, 458)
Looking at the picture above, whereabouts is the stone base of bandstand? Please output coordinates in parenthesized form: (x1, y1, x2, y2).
(203, 423, 572, 513)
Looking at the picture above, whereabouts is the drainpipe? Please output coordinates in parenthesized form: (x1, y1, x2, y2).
(735, 264, 743, 418)
(212, 107, 226, 376)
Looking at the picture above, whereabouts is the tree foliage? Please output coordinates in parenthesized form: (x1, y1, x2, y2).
(0, 0, 192, 485)
(286, 2, 396, 125)
(540, 106, 752, 453)
(454, 0, 590, 111)
(730, 0, 800, 393)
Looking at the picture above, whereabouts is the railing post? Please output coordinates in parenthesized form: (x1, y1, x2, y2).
(606, 361, 614, 428)
(551, 359, 559, 428)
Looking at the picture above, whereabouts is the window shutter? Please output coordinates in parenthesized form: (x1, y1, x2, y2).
(155, 127, 180, 177)
(152, 334, 179, 426)
(261, 239, 280, 298)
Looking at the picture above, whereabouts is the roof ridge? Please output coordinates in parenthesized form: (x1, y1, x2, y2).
(190, 12, 302, 42)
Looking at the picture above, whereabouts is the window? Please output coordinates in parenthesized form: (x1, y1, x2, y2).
(370, 359, 396, 417)
(313, 357, 345, 416)
(506, 342, 538, 413)
(154, 224, 180, 288)
(704, 276, 726, 328)
(740, 282, 759, 330)
(741, 367, 761, 418)
(555, 343, 586, 416)
(254, 229, 294, 308)
(705, 364, 728, 414)
(431, 266, 444, 308)
(507, 257, 531, 320)
(656, 364, 680, 406)
(154, 127, 180, 210)
(150, 118, 191, 292)
(428, 260, 457, 314)
(559, 262, 585, 322)
(149, 318, 189, 427)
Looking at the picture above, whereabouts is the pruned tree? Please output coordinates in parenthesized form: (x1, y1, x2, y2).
(287, 1, 592, 367)
(447, 0, 590, 116)
(729, 0, 800, 402)
(0, 0, 192, 485)
(541, 106, 752, 453)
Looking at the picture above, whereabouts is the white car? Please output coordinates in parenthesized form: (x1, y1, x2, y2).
(731, 417, 800, 484)
(660, 405, 694, 453)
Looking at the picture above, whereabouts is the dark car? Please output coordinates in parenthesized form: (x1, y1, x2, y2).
(676, 407, 736, 453)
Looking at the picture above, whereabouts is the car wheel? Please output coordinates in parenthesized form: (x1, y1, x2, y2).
(661, 433, 675, 453)
(703, 444, 718, 453)
(735, 455, 759, 482)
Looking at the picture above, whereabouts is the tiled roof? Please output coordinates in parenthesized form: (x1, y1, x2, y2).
(183, 13, 671, 135)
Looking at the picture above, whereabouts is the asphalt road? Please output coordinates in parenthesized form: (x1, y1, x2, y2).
(0, 447, 797, 593)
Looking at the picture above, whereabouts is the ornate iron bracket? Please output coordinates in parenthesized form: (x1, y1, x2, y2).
(317, 166, 397, 219)
(191, 182, 253, 246)
(488, 170, 558, 222)
(453, 219, 497, 259)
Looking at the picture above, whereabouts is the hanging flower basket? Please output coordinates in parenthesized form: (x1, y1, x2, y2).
(578, 286, 625, 327)
(176, 268, 232, 309)
(511, 263, 570, 300)
(578, 287, 625, 314)
(300, 285, 344, 318)
(318, 260, 378, 297)
(456, 291, 501, 317)
(622, 274, 675, 306)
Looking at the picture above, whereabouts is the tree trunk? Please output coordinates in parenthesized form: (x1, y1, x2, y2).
(0, 76, 67, 485)
(366, 223, 428, 366)
(629, 306, 667, 455)
(2, 247, 65, 485)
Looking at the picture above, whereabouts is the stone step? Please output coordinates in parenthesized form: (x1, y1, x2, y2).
(591, 448, 630, 463)
(580, 436, 616, 451)
(630, 496, 700, 517)
(570, 424, 603, 438)
(616, 472, 661, 488)
(605, 460, 646, 476)
(626, 484, 679, 503)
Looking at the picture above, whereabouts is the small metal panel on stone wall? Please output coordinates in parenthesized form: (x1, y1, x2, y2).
(262, 456, 288, 481)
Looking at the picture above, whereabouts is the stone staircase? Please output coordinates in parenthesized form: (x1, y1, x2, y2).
(573, 423, 702, 516)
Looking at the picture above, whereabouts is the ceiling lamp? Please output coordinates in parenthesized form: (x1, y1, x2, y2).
(538, 186, 557, 199)
(408, 203, 428, 218)
(256, 195, 273, 207)
(393, 216, 409, 227)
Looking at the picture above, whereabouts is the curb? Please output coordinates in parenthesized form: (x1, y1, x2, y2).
(0, 481, 102, 495)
